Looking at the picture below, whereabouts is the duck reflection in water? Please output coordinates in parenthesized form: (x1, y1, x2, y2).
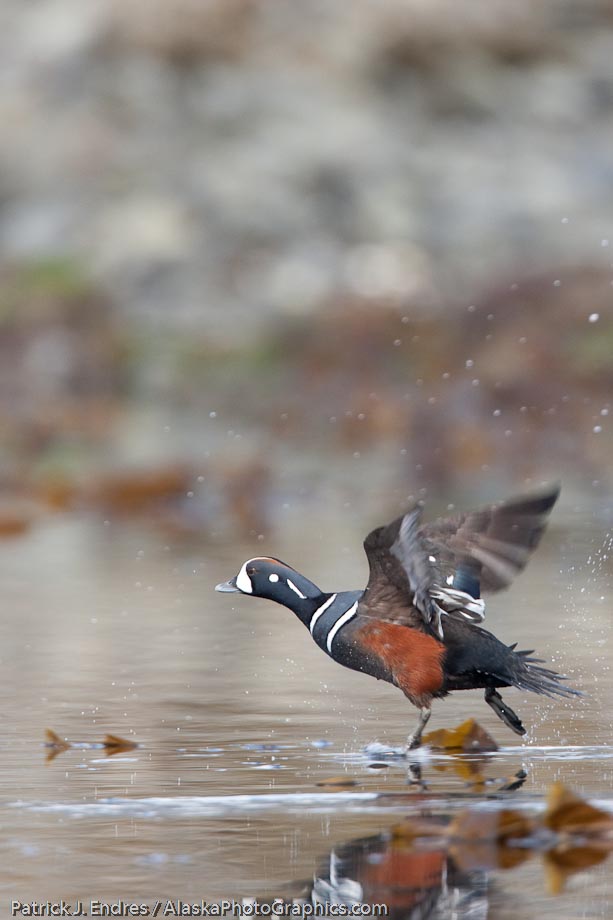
(276, 828, 486, 920)
(313, 832, 485, 920)
(263, 784, 613, 919)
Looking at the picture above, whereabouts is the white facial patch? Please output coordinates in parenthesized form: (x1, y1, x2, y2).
(235, 560, 254, 594)
(287, 578, 306, 599)
(268, 573, 280, 583)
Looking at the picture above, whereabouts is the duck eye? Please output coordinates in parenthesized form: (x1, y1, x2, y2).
(268, 573, 280, 583)
(247, 566, 257, 576)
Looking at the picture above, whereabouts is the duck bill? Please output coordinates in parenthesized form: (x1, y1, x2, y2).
(215, 577, 240, 593)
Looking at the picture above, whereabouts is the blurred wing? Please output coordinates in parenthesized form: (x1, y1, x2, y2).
(361, 484, 560, 638)
(362, 506, 461, 637)
(419, 484, 560, 593)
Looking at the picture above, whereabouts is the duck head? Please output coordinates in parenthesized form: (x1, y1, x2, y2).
(215, 556, 323, 617)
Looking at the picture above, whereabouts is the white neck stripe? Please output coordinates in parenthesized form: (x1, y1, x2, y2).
(287, 578, 307, 599)
(326, 601, 358, 653)
(309, 594, 338, 635)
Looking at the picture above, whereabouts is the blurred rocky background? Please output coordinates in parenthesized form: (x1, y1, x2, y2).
(1, 0, 613, 541)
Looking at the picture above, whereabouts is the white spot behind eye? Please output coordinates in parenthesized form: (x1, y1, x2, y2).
(446, 574, 454, 585)
(236, 561, 253, 593)
(269, 573, 280, 583)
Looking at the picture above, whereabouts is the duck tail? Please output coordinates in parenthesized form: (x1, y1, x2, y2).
(510, 649, 582, 699)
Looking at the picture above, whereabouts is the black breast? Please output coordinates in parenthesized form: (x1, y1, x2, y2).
(309, 591, 363, 655)
(309, 592, 395, 684)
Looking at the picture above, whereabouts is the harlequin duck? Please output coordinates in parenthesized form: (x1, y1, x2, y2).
(216, 485, 579, 748)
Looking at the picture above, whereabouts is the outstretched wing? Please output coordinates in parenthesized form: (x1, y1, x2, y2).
(362, 505, 454, 637)
(361, 484, 560, 638)
(420, 483, 560, 593)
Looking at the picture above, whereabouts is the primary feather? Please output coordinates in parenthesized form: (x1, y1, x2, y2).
(362, 484, 560, 637)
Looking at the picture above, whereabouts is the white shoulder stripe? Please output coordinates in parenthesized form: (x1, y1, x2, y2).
(326, 601, 359, 653)
(309, 594, 337, 635)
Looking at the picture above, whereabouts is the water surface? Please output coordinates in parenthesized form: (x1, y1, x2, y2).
(1, 509, 611, 917)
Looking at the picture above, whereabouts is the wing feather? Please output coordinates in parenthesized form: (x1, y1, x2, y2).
(361, 484, 560, 637)
(420, 483, 560, 592)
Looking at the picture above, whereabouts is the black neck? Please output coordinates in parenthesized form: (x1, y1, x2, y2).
(264, 567, 327, 627)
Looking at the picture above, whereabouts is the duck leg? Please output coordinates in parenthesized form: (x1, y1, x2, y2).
(406, 706, 431, 750)
(484, 688, 526, 735)
(406, 762, 429, 790)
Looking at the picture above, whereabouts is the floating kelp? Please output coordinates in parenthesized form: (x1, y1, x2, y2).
(44, 729, 139, 762)
(423, 718, 499, 754)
